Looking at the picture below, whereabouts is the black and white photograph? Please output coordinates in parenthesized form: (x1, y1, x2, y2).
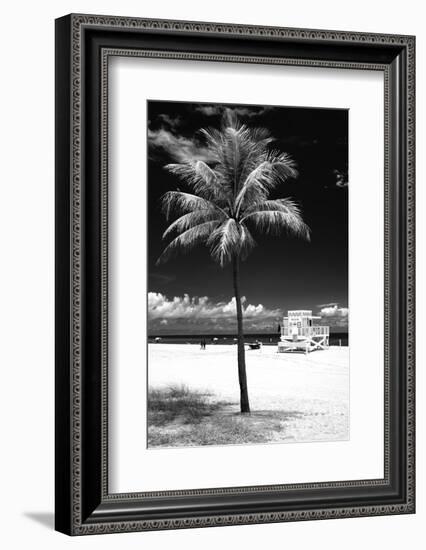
(0, 0, 418, 544)
(147, 100, 349, 448)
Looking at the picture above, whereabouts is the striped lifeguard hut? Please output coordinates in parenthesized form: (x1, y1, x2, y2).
(278, 310, 329, 354)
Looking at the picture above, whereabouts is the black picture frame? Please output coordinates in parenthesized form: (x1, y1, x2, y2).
(55, 13, 415, 535)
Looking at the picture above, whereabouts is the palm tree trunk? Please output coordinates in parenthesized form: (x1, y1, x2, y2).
(232, 256, 250, 413)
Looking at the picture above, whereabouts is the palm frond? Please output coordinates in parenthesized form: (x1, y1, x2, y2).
(201, 122, 273, 198)
(224, 127, 241, 195)
(207, 219, 256, 266)
(156, 221, 220, 265)
(162, 210, 225, 239)
(242, 198, 299, 217)
(238, 222, 257, 260)
(221, 108, 241, 130)
(234, 161, 274, 213)
(207, 219, 240, 267)
(242, 199, 310, 241)
(266, 150, 298, 180)
(160, 191, 225, 220)
(164, 161, 227, 202)
(158, 109, 309, 267)
(248, 126, 271, 142)
(199, 127, 224, 154)
(235, 152, 298, 214)
(237, 137, 273, 184)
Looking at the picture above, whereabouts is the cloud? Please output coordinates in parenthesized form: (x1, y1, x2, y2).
(156, 113, 182, 131)
(318, 303, 349, 328)
(148, 272, 176, 285)
(317, 302, 338, 308)
(320, 305, 348, 317)
(333, 169, 348, 188)
(147, 128, 213, 163)
(194, 104, 271, 120)
(148, 105, 274, 163)
(193, 105, 222, 117)
(148, 292, 282, 332)
(148, 292, 280, 320)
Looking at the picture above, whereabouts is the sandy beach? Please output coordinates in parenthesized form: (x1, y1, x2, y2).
(148, 344, 349, 446)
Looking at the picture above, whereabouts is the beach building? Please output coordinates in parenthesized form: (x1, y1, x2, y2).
(278, 310, 329, 353)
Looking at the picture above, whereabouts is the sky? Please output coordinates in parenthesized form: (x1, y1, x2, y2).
(147, 100, 348, 334)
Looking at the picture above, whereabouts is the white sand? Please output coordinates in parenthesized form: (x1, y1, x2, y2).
(148, 344, 349, 442)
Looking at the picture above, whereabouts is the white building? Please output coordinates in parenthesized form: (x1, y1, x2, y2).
(278, 310, 329, 353)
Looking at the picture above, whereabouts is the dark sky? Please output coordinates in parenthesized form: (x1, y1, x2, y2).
(147, 100, 348, 334)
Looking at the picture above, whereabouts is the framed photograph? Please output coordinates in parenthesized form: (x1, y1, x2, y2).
(55, 14, 415, 535)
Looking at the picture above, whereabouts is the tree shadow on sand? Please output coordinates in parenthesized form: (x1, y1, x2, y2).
(147, 385, 306, 448)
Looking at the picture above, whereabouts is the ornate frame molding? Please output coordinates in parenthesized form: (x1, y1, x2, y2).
(55, 14, 415, 536)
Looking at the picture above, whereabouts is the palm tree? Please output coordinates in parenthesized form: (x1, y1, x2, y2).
(157, 109, 310, 413)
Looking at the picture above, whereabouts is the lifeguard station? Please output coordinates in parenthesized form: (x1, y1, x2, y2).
(278, 310, 329, 353)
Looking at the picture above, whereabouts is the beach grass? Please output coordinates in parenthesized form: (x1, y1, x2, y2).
(148, 385, 229, 426)
(147, 346, 349, 447)
(147, 385, 302, 448)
